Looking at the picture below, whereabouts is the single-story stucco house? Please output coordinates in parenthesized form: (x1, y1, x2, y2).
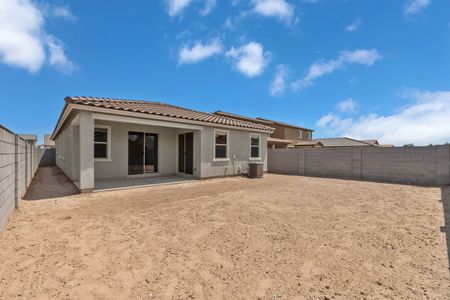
(51, 96, 274, 192)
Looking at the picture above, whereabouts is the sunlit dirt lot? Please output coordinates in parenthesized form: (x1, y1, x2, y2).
(1, 173, 449, 299)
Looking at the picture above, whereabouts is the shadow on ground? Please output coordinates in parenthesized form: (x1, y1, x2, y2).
(23, 166, 79, 201)
(441, 186, 450, 275)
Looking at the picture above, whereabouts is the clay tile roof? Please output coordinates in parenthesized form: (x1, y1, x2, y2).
(65, 96, 274, 132)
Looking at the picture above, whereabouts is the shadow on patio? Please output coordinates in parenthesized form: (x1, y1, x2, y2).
(94, 175, 197, 192)
(23, 166, 80, 201)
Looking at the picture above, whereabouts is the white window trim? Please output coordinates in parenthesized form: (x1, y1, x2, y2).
(299, 130, 303, 139)
(249, 133, 262, 160)
(213, 129, 229, 161)
(94, 125, 112, 162)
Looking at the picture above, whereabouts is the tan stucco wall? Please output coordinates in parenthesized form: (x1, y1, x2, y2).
(269, 123, 286, 139)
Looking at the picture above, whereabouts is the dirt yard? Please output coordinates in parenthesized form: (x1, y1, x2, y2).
(0, 174, 449, 299)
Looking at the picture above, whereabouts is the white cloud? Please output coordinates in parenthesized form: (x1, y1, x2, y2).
(345, 19, 361, 32)
(336, 98, 357, 112)
(178, 39, 223, 64)
(226, 41, 270, 77)
(339, 49, 381, 65)
(167, 0, 192, 16)
(47, 36, 74, 73)
(0, 0, 74, 73)
(50, 6, 77, 21)
(166, 0, 217, 16)
(404, 0, 431, 15)
(316, 90, 450, 146)
(252, 0, 296, 24)
(291, 49, 382, 90)
(200, 0, 216, 16)
(270, 64, 288, 96)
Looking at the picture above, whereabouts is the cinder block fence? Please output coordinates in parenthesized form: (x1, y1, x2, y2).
(0, 125, 43, 230)
(268, 146, 450, 186)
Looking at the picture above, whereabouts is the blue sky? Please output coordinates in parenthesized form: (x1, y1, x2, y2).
(0, 0, 449, 145)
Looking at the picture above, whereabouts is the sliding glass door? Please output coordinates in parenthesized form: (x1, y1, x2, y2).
(178, 132, 193, 175)
(128, 132, 158, 175)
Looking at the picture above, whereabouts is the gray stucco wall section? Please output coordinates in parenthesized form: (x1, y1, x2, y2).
(0, 126, 43, 231)
(93, 121, 179, 179)
(268, 146, 450, 186)
(55, 112, 270, 184)
(94, 123, 268, 179)
(55, 122, 78, 181)
(200, 126, 268, 178)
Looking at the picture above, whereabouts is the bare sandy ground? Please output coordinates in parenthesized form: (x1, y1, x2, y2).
(0, 174, 449, 299)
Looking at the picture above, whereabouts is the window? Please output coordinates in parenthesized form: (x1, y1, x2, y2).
(250, 134, 261, 159)
(306, 131, 312, 140)
(94, 126, 111, 160)
(214, 130, 228, 160)
(298, 130, 303, 139)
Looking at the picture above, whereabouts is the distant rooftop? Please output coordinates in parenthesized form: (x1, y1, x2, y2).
(213, 111, 274, 125)
(256, 117, 314, 132)
(311, 137, 373, 147)
(18, 134, 37, 141)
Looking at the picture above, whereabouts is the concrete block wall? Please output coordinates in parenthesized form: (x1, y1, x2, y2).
(268, 145, 450, 186)
(267, 149, 298, 175)
(361, 147, 438, 185)
(304, 148, 354, 178)
(0, 128, 16, 230)
(0, 125, 43, 231)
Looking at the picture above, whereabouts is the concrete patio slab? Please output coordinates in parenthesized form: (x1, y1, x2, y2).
(94, 175, 197, 192)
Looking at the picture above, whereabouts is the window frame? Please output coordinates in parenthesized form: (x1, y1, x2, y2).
(298, 130, 303, 139)
(94, 125, 112, 161)
(249, 133, 261, 160)
(213, 129, 229, 161)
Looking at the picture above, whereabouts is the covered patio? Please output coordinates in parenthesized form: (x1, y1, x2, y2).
(61, 109, 202, 192)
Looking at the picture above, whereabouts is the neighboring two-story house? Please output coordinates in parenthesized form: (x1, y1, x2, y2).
(214, 112, 314, 149)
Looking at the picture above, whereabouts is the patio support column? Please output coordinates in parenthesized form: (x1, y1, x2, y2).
(79, 111, 94, 192)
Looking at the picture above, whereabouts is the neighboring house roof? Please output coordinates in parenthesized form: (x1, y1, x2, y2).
(213, 111, 274, 125)
(44, 134, 55, 146)
(56, 96, 274, 135)
(294, 140, 323, 147)
(267, 137, 293, 144)
(256, 117, 314, 132)
(311, 137, 373, 147)
(361, 139, 379, 145)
